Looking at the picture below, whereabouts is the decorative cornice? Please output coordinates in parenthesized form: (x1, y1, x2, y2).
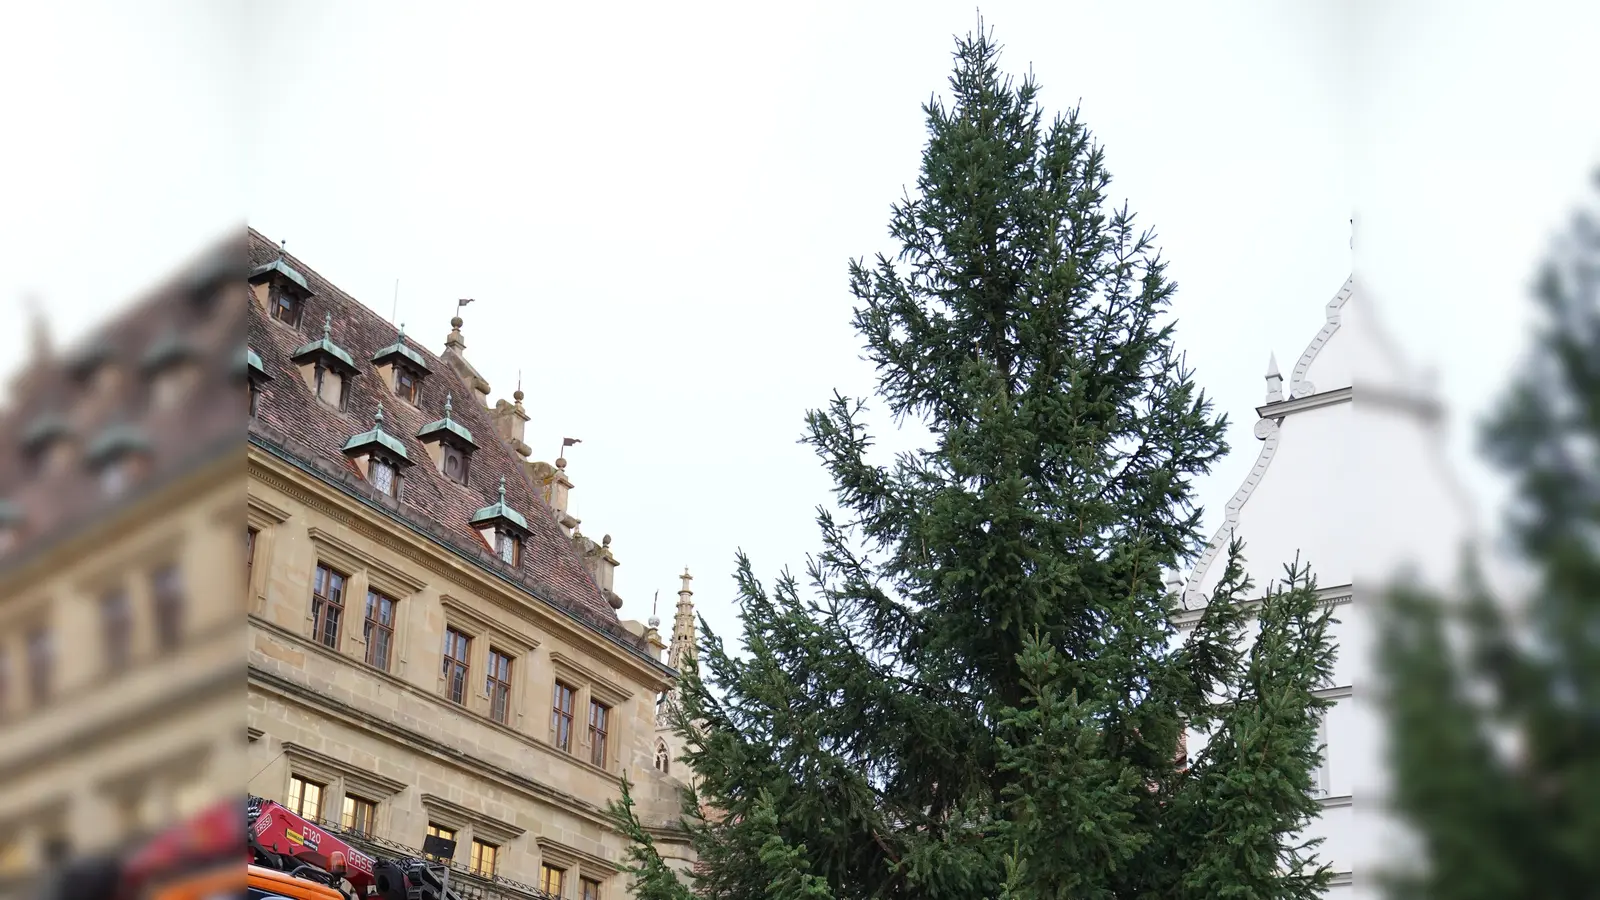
(1255, 385, 1352, 420)
(1289, 276, 1353, 399)
(307, 526, 429, 595)
(1318, 793, 1354, 810)
(550, 651, 634, 705)
(1173, 583, 1354, 629)
(421, 792, 526, 843)
(536, 836, 622, 877)
(1181, 276, 1352, 607)
(282, 741, 410, 796)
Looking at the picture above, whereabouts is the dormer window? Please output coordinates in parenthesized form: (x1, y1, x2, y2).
(85, 424, 151, 498)
(249, 255, 314, 329)
(291, 314, 359, 412)
(21, 412, 73, 477)
(496, 531, 520, 566)
(470, 477, 531, 569)
(142, 330, 198, 411)
(417, 393, 478, 488)
(396, 367, 420, 404)
(371, 325, 431, 408)
(242, 346, 272, 418)
(342, 404, 413, 500)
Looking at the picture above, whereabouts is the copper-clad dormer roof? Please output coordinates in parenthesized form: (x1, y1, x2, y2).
(245, 227, 634, 643)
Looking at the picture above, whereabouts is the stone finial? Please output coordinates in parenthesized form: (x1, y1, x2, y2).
(497, 475, 507, 504)
(443, 393, 453, 420)
(323, 313, 333, 341)
(374, 402, 386, 430)
(1264, 352, 1284, 403)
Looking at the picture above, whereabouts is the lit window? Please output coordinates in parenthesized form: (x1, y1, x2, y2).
(487, 649, 513, 725)
(581, 876, 602, 900)
(469, 839, 498, 877)
(364, 591, 396, 671)
(540, 864, 565, 898)
(287, 775, 324, 820)
(425, 823, 455, 862)
(589, 700, 611, 767)
(552, 682, 576, 752)
(341, 794, 376, 835)
(442, 628, 471, 705)
(311, 564, 347, 649)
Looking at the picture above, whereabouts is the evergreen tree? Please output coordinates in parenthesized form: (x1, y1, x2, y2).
(1374, 171, 1600, 899)
(613, 22, 1335, 900)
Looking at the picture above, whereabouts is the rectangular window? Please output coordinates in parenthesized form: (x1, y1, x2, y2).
(26, 625, 52, 706)
(151, 563, 184, 650)
(442, 627, 471, 705)
(272, 290, 300, 326)
(1314, 712, 1331, 797)
(396, 367, 419, 404)
(487, 649, 513, 725)
(370, 458, 396, 497)
(469, 839, 498, 877)
(340, 794, 376, 835)
(311, 564, 347, 650)
(425, 823, 455, 863)
(363, 591, 396, 671)
(540, 864, 565, 898)
(496, 531, 519, 566)
(101, 588, 133, 673)
(246, 527, 257, 581)
(581, 877, 602, 900)
(589, 700, 611, 768)
(552, 682, 576, 752)
(287, 775, 324, 821)
(249, 382, 260, 417)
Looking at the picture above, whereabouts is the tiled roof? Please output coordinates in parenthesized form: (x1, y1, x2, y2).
(244, 228, 636, 645)
(0, 234, 246, 569)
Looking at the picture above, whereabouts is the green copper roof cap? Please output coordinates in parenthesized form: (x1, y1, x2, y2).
(142, 329, 197, 372)
(371, 323, 432, 374)
(470, 476, 529, 533)
(247, 257, 311, 293)
(243, 346, 271, 380)
(291, 313, 358, 373)
(21, 412, 70, 452)
(342, 403, 411, 463)
(416, 393, 477, 449)
(85, 423, 151, 467)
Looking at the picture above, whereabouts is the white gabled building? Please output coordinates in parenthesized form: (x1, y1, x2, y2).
(1172, 272, 1481, 898)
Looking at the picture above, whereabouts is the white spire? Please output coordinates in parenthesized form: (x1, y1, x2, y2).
(1265, 352, 1284, 403)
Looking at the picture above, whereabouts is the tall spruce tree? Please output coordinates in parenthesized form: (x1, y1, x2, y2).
(613, 23, 1335, 900)
(1373, 171, 1600, 899)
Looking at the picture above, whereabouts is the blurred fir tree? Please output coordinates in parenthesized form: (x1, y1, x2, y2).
(612, 21, 1336, 900)
(1375, 171, 1600, 899)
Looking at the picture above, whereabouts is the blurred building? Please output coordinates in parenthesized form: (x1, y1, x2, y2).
(243, 229, 697, 899)
(0, 238, 245, 888)
(1172, 272, 1480, 899)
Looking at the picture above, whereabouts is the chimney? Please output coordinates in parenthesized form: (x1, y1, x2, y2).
(574, 531, 623, 609)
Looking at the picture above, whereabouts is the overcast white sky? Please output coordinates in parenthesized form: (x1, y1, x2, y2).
(2, 1, 1596, 646)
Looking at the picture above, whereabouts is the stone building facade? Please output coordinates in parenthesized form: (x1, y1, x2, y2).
(0, 238, 245, 893)
(244, 229, 696, 899)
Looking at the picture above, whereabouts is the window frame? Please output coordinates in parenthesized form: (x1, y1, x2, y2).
(26, 624, 52, 707)
(588, 700, 610, 768)
(487, 648, 513, 725)
(469, 838, 499, 878)
(443, 443, 471, 486)
(101, 587, 133, 674)
(151, 563, 184, 651)
(551, 681, 577, 752)
(539, 864, 565, 898)
(271, 289, 301, 327)
(311, 563, 348, 650)
(581, 876, 603, 900)
(425, 822, 457, 863)
(496, 531, 520, 566)
(287, 774, 326, 821)
(363, 590, 397, 672)
(442, 627, 472, 706)
(341, 793, 377, 836)
(395, 365, 421, 405)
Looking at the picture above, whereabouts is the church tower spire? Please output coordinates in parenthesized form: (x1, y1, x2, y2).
(670, 567, 696, 669)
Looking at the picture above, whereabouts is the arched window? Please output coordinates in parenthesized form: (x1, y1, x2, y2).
(654, 739, 670, 774)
